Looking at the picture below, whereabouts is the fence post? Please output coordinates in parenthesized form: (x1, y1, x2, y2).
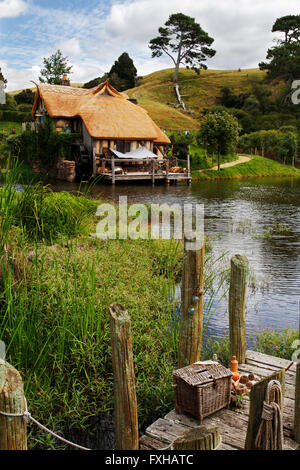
(245, 369, 285, 450)
(294, 321, 300, 444)
(0, 359, 27, 450)
(109, 303, 139, 450)
(178, 234, 205, 368)
(152, 159, 155, 185)
(173, 425, 219, 450)
(229, 254, 249, 364)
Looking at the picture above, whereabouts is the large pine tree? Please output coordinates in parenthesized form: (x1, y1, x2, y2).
(108, 52, 137, 91)
(259, 15, 300, 82)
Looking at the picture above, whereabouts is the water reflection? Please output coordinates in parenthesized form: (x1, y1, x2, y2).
(51, 177, 300, 339)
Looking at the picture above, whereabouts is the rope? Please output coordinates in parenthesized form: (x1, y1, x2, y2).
(254, 380, 283, 450)
(0, 398, 90, 451)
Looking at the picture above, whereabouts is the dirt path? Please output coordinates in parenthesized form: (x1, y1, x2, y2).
(208, 154, 251, 171)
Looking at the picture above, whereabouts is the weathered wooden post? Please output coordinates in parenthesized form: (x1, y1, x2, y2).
(178, 234, 205, 368)
(152, 159, 155, 185)
(92, 147, 97, 177)
(229, 254, 249, 364)
(173, 425, 219, 450)
(109, 303, 139, 450)
(294, 321, 300, 444)
(111, 156, 115, 185)
(245, 369, 285, 450)
(165, 158, 169, 185)
(187, 153, 191, 185)
(0, 359, 27, 450)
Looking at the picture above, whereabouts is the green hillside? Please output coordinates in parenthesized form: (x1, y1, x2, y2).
(8, 68, 285, 132)
(126, 67, 275, 130)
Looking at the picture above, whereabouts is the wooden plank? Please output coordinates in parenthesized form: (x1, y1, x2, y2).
(139, 435, 169, 450)
(167, 408, 247, 449)
(246, 358, 296, 379)
(245, 368, 285, 450)
(239, 363, 296, 386)
(246, 350, 296, 372)
(145, 418, 190, 444)
(164, 410, 199, 428)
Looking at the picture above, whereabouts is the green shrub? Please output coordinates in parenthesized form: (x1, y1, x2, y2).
(253, 329, 298, 360)
(0, 110, 32, 122)
(15, 186, 97, 241)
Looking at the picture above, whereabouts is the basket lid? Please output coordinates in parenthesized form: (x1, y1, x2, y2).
(172, 361, 232, 387)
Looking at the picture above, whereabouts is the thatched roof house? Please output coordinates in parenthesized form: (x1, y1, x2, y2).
(32, 80, 170, 160)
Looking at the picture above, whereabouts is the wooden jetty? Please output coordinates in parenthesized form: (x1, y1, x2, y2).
(140, 350, 299, 451)
(94, 152, 192, 185)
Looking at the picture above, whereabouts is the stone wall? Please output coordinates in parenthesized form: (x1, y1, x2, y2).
(32, 158, 76, 182)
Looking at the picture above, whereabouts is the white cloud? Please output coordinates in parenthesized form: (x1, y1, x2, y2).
(3, 0, 300, 90)
(103, 0, 300, 71)
(57, 38, 82, 58)
(1, 63, 39, 91)
(0, 0, 28, 18)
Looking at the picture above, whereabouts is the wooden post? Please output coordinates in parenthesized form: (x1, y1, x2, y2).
(0, 359, 27, 450)
(165, 158, 169, 184)
(102, 157, 105, 175)
(109, 303, 139, 450)
(92, 147, 97, 177)
(152, 159, 155, 185)
(294, 321, 300, 444)
(173, 425, 219, 450)
(178, 234, 205, 368)
(229, 255, 249, 364)
(245, 369, 285, 450)
(111, 156, 115, 185)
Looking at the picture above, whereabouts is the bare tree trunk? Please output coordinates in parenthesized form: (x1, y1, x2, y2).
(218, 150, 221, 171)
(173, 39, 186, 111)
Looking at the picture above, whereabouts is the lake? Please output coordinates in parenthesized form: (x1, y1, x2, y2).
(52, 176, 300, 341)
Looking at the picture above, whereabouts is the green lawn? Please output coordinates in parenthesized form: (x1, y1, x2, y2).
(192, 155, 300, 180)
(0, 121, 22, 134)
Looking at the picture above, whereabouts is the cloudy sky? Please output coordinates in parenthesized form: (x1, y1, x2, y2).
(0, 0, 299, 91)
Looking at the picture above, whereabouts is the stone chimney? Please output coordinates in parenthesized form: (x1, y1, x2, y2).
(61, 74, 70, 86)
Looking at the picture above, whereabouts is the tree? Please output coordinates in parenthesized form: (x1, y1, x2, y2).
(109, 52, 137, 91)
(14, 89, 35, 105)
(279, 131, 297, 166)
(39, 50, 72, 85)
(259, 15, 300, 82)
(83, 74, 108, 89)
(169, 131, 194, 158)
(149, 13, 215, 110)
(198, 111, 240, 170)
(83, 53, 137, 91)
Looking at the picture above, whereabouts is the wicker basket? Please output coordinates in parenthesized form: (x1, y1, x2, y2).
(172, 362, 232, 423)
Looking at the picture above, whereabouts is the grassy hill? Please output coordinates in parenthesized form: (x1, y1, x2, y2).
(8, 67, 284, 131)
(126, 67, 276, 130)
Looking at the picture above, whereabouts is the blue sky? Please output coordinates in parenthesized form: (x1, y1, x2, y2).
(1, 0, 300, 91)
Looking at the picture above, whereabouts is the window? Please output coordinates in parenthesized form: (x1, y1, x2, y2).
(115, 141, 131, 153)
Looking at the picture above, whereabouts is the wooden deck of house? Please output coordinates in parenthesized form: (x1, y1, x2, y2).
(139, 350, 300, 451)
(99, 171, 191, 184)
(94, 153, 192, 184)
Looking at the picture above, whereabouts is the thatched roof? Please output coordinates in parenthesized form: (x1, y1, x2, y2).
(32, 80, 170, 145)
